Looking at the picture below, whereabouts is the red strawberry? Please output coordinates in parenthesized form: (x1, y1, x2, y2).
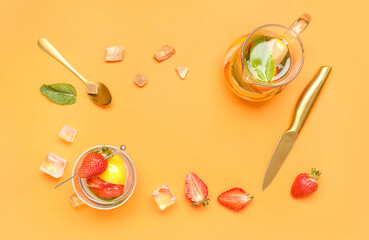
(78, 153, 107, 178)
(90, 186, 101, 196)
(185, 172, 209, 207)
(248, 41, 254, 50)
(90, 184, 124, 199)
(218, 187, 253, 211)
(291, 168, 321, 198)
(86, 177, 114, 188)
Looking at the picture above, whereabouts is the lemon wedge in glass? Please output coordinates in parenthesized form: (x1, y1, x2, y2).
(98, 154, 127, 185)
(267, 38, 288, 66)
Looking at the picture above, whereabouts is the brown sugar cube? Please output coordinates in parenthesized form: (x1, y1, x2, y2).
(175, 66, 189, 80)
(105, 46, 124, 62)
(153, 45, 176, 62)
(86, 82, 99, 94)
(134, 73, 148, 87)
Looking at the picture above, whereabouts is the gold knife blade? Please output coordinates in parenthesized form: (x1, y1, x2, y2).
(262, 66, 332, 190)
(262, 131, 297, 190)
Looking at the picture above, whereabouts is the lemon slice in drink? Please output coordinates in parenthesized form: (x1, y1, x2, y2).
(98, 154, 127, 185)
(267, 38, 288, 66)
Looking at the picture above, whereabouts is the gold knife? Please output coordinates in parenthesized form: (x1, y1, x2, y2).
(262, 66, 332, 190)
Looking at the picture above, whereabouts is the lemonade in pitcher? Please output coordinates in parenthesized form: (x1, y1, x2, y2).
(224, 14, 311, 101)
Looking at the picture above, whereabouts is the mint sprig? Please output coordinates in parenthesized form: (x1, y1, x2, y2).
(40, 83, 77, 105)
(249, 38, 276, 82)
(265, 55, 275, 82)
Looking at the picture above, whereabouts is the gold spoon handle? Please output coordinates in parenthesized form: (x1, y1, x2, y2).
(38, 38, 89, 85)
(288, 66, 332, 133)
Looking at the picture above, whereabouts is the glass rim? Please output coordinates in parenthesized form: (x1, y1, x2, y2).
(240, 24, 305, 88)
(72, 145, 137, 210)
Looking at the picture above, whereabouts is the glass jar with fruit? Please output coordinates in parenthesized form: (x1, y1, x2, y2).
(72, 145, 136, 210)
(224, 14, 311, 101)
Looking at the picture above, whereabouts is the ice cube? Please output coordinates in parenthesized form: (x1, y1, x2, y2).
(69, 193, 84, 207)
(40, 153, 68, 178)
(58, 125, 77, 143)
(152, 185, 176, 211)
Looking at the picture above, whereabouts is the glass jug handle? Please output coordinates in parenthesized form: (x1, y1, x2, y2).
(289, 13, 311, 36)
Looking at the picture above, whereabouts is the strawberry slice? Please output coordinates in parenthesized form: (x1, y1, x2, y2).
(218, 187, 253, 211)
(78, 153, 107, 178)
(90, 184, 124, 199)
(86, 177, 115, 188)
(185, 172, 209, 207)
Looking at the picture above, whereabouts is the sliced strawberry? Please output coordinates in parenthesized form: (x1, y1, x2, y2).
(99, 185, 124, 199)
(86, 177, 115, 188)
(248, 41, 254, 50)
(91, 184, 124, 199)
(218, 187, 253, 211)
(185, 172, 209, 207)
(78, 153, 107, 178)
(90, 186, 101, 196)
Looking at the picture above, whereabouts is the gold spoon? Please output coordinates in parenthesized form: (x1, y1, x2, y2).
(38, 38, 112, 106)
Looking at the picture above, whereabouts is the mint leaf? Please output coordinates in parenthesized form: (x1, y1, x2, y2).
(265, 55, 275, 82)
(254, 68, 267, 82)
(249, 38, 276, 82)
(40, 83, 77, 105)
(47, 83, 76, 96)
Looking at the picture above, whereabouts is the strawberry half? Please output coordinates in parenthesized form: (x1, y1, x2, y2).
(78, 153, 107, 178)
(291, 168, 321, 198)
(90, 184, 124, 199)
(86, 177, 115, 189)
(185, 172, 209, 207)
(218, 187, 253, 211)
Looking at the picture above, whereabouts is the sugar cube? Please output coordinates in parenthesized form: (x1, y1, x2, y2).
(154, 45, 176, 62)
(59, 125, 77, 143)
(40, 153, 68, 178)
(105, 46, 124, 62)
(69, 193, 84, 207)
(152, 185, 176, 211)
(87, 83, 99, 94)
(175, 66, 189, 80)
(134, 73, 148, 87)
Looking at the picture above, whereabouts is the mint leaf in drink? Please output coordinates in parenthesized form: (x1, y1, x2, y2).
(253, 68, 267, 82)
(248, 37, 276, 82)
(40, 83, 77, 105)
(265, 55, 275, 82)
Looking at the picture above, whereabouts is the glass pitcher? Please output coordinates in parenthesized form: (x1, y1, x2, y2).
(224, 14, 311, 101)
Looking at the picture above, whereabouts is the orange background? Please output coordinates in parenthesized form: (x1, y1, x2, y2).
(1, 0, 368, 239)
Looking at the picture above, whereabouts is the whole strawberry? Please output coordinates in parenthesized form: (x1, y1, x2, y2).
(78, 153, 107, 178)
(291, 168, 321, 198)
(185, 173, 209, 207)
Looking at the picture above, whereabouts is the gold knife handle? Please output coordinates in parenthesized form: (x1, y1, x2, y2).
(288, 66, 332, 133)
